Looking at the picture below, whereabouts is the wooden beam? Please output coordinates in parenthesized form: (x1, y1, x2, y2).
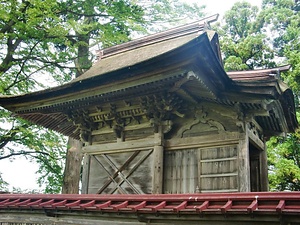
(91, 122, 152, 135)
(165, 132, 241, 150)
(152, 145, 164, 194)
(260, 145, 269, 191)
(82, 137, 160, 154)
(248, 129, 265, 150)
(152, 129, 164, 194)
(238, 131, 251, 192)
(81, 154, 90, 194)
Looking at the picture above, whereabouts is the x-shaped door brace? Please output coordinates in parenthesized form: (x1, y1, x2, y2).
(93, 149, 153, 194)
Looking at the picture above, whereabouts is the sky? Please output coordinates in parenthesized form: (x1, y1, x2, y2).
(0, 0, 263, 192)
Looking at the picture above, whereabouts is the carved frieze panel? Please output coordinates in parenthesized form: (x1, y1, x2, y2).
(167, 105, 227, 139)
(68, 93, 186, 143)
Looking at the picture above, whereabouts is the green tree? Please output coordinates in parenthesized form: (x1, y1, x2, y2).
(0, 0, 78, 193)
(267, 129, 300, 191)
(258, 0, 300, 94)
(0, 0, 146, 193)
(218, 0, 300, 191)
(216, 1, 276, 71)
(258, 0, 300, 191)
(0, 0, 205, 193)
(0, 172, 9, 192)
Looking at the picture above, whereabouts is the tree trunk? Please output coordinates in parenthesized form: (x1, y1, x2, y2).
(61, 137, 83, 194)
(61, 27, 91, 194)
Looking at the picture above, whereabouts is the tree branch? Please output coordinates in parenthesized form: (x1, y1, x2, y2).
(0, 150, 51, 161)
(59, 9, 111, 18)
(0, 124, 30, 150)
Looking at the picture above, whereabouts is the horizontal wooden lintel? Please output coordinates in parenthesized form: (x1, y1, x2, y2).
(200, 173, 238, 178)
(200, 157, 237, 163)
(91, 122, 152, 135)
(82, 137, 160, 154)
(165, 132, 242, 150)
(247, 128, 265, 150)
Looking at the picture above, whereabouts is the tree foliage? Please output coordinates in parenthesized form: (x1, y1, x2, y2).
(218, 0, 300, 191)
(258, 0, 300, 93)
(267, 124, 300, 191)
(216, 1, 276, 71)
(259, 0, 300, 191)
(0, 172, 9, 192)
(0, 0, 205, 193)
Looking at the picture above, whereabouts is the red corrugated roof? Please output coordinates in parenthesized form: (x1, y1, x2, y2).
(1, 192, 300, 215)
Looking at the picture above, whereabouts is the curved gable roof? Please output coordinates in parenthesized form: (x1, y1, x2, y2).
(0, 17, 297, 138)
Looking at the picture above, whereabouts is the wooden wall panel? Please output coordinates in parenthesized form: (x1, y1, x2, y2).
(200, 146, 238, 192)
(164, 145, 238, 194)
(87, 149, 154, 194)
(164, 149, 199, 194)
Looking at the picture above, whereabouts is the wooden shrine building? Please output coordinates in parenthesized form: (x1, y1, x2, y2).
(0, 15, 299, 224)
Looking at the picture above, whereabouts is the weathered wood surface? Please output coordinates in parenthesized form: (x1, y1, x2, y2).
(164, 145, 239, 193)
(165, 132, 241, 150)
(82, 137, 161, 154)
(259, 145, 269, 191)
(152, 145, 164, 194)
(238, 131, 251, 192)
(80, 89, 269, 195)
(87, 149, 154, 194)
(164, 148, 200, 194)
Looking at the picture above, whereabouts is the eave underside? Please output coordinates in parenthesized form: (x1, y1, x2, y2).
(12, 75, 296, 139)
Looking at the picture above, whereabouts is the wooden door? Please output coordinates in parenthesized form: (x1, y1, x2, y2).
(163, 145, 238, 193)
(249, 143, 261, 192)
(87, 149, 154, 194)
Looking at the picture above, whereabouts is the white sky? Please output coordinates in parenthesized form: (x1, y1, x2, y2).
(0, 0, 263, 192)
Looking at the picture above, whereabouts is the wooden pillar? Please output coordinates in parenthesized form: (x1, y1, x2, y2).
(152, 127, 164, 194)
(260, 143, 269, 191)
(238, 129, 251, 192)
(81, 153, 90, 194)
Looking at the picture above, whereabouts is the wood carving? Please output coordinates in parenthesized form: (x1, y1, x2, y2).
(140, 93, 185, 133)
(177, 107, 225, 138)
(68, 93, 185, 141)
(67, 109, 97, 142)
(248, 121, 264, 142)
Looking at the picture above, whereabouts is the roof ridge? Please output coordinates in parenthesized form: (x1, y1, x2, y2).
(227, 65, 291, 75)
(97, 14, 219, 59)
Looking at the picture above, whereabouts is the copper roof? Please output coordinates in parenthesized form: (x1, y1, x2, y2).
(0, 192, 300, 224)
(227, 65, 291, 81)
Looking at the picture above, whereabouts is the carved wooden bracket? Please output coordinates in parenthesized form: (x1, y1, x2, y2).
(67, 109, 97, 142)
(140, 93, 184, 133)
(248, 121, 264, 142)
(66, 93, 185, 140)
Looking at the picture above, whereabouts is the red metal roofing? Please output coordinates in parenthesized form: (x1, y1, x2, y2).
(1, 192, 300, 215)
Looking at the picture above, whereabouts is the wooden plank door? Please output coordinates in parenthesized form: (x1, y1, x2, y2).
(87, 149, 154, 194)
(164, 145, 239, 194)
